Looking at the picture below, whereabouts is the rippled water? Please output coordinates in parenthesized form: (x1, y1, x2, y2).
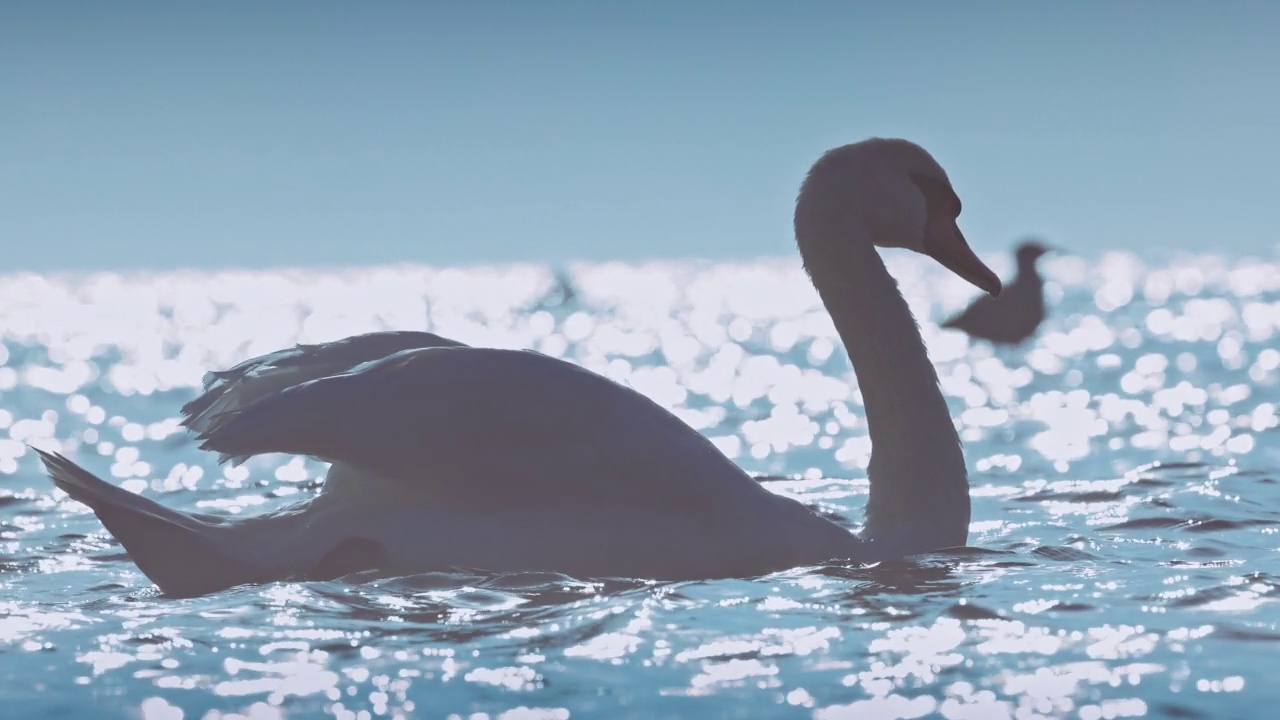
(2, 251, 1279, 719)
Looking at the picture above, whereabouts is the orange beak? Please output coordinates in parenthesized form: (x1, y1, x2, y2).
(923, 218, 1001, 296)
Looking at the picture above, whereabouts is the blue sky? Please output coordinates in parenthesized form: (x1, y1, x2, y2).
(4, 2, 1278, 272)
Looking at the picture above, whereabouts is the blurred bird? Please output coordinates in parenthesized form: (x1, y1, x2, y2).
(942, 240, 1055, 345)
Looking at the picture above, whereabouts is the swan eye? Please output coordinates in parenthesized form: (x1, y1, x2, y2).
(909, 173, 962, 218)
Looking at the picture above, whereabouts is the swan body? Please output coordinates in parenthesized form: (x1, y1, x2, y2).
(37, 138, 1001, 597)
(943, 240, 1053, 345)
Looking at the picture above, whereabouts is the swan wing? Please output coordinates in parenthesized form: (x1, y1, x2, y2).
(195, 346, 758, 512)
(180, 330, 466, 435)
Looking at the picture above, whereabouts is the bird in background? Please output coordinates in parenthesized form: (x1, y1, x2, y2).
(941, 240, 1056, 346)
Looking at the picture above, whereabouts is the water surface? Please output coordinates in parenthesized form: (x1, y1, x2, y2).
(1, 251, 1278, 718)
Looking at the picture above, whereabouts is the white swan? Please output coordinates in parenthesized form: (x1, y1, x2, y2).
(35, 138, 1001, 598)
(942, 240, 1053, 345)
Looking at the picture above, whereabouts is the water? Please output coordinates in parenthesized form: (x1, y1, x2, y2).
(1, 250, 1278, 719)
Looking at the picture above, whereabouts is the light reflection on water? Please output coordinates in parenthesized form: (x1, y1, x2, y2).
(1, 250, 1279, 718)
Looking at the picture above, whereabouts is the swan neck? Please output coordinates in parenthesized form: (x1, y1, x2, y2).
(796, 214, 970, 551)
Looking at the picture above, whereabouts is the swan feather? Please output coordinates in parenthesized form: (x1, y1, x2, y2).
(196, 345, 763, 512)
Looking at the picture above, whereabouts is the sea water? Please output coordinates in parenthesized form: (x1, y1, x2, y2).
(0, 250, 1277, 719)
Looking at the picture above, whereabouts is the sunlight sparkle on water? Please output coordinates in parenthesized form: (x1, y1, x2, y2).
(1, 251, 1279, 716)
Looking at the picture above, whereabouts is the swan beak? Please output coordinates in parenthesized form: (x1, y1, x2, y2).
(924, 220, 1002, 296)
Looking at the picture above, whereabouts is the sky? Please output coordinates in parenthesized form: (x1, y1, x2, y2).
(3, 2, 1279, 272)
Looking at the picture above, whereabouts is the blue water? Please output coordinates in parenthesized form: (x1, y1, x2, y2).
(1, 251, 1278, 719)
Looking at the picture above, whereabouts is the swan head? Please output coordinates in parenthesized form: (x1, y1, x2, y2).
(797, 138, 1002, 296)
(1015, 239, 1055, 265)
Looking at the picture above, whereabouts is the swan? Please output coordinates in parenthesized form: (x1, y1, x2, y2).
(942, 239, 1053, 345)
(34, 138, 1001, 598)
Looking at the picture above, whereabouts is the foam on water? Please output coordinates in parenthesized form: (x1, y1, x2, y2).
(1, 250, 1279, 718)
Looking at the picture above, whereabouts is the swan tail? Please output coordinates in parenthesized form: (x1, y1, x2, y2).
(34, 447, 268, 598)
